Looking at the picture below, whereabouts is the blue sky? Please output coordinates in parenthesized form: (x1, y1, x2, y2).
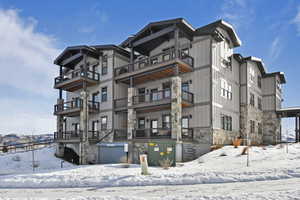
(0, 0, 299, 134)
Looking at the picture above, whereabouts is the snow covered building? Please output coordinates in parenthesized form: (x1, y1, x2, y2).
(53, 18, 286, 165)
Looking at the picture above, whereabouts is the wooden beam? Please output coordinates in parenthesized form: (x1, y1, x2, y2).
(61, 52, 83, 66)
(133, 25, 176, 47)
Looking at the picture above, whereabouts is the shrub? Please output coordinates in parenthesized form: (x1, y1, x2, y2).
(159, 158, 173, 170)
(233, 139, 242, 148)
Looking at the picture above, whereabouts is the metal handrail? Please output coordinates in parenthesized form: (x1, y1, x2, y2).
(133, 89, 171, 105)
(54, 68, 100, 85)
(114, 49, 194, 76)
(182, 90, 194, 104)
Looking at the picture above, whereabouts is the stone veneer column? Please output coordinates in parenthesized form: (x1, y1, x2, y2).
(56, 98, 64, 157)
(79, 91, 89, 165)
(171, 76, 182, 140)
(127, 87, 136, 140)
(171, 76, 183, 162)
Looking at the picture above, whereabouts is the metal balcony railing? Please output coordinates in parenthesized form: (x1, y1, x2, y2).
(182, 90, 194, 104)
(114, 129, 128, 141)
(54, 68, 100, 86)
(114, 49, 194, 76)
(133, 128, 171, 139)
(133, 89, 171, 105)
(54, 99, 100, 114)
(114, 97, 128, 109)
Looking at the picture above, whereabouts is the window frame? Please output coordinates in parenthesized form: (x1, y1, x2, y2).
(101, 87, 108, 102)
(101, 55, 108, 75)
(101, 116, 108, 130)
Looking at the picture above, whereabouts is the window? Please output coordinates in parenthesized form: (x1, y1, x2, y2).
(102, 55, 108, 75)
(92, 120, 98, 132)
(150, 57, 158, 65)
(221, 115, 232, 131)
(258, 123, 262, 135)
(182, 116, 189, 136)
(182, 82, 189, 92)
(257, 75, 262, 88)
(101, 116, 107, 130)
(138, 118, 145, 129)
(249, 67, 255, 83)
(101, 87, 107, 102)
(162, 115, 171, 129)
(250, 120, 255, 133)
(150, 88, 159, 101)
(151, 119, 158, 134)
(221, 79, 232, 100)
(73, 123, 79, 132)
(181, 48, 189, 57)
(250, 93, 255, 106)
(258, 97, 262, 110)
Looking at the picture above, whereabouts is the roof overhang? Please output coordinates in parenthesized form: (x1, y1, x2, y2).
(277, 107, 300, 118)
(195, 20, 241, 47)
(54, 45, 100, 67)
(120, 18, 195, 49)
(244, 56, 266, 75)
(264, 72, 286, 84)
(91, 44, 130, 58)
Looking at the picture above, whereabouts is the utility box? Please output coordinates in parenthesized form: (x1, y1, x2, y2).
(97, 143, 128, 164)
(147, 141, 176, 166)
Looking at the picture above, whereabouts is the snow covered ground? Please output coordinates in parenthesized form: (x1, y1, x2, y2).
(0, 145, 74, 175)
(0, 143, 300, 199)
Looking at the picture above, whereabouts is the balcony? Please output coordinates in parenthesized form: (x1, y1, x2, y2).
(133, 128, 171, 139)
(54, 69, 100, 92)
(54, 130, 102, 143)
(114, 129, 128, 141)
(182, 90, 194, 107)
(114, 97, 128, 112)
(114, 49, 194, 85)
(131, 128, 194, 140)
(54, 99, 100, 116)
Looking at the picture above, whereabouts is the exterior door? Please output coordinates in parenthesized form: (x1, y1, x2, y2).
(182, 117, 189, 137)
(151, 119, 158, 136)
(150, 88, 158, 101)
(138, 88, 145, 103)
(137, 117, 146, 137)
(162, 82, 171, 98)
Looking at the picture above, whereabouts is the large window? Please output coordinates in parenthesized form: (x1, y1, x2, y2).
(162, 114, 171, 129)
(257, 75, 262, 88)
(221, 115, 232, 131)
(258, 97, 262, 110)
(249, 67, 255, 83)
(102, 55, 108, 75)
(101, 87, 107, 102)
(101, 116, 107, 130)
(221, 79, 232, 100)
(250, 93, 255, 106)
(250, 120, 255, 133)
(258, 123, 262, 135)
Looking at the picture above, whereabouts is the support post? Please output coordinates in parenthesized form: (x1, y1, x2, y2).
(298, 117, 300, 142)
(174, 28, 179, 58)
(59, 66, 63, 99)
(171, 76, 182, 162)
(79, 90, 89, 164)
(56, 98, 64, 157)
(296, 117, 299, 143)
(127, 78, 136, 164)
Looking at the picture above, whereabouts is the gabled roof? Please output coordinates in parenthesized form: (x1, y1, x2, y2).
(264, 72, 286, 84)
(120, 18, 195, 48)
(244, 56, 266, 75)
(54, 45, 99, 66)
(91, 44, 130, 57)
(195, 20, 242, 47)
(233, 53, 286, 84)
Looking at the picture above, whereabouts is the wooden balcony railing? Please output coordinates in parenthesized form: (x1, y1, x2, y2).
(54, 68, 100, 86)
(114, 49, 194, 77)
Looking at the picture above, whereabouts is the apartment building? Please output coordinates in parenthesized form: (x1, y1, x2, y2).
(53, 18, 286, 165)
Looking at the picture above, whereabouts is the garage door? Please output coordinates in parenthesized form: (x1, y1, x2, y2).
(98, 143, 127, 164)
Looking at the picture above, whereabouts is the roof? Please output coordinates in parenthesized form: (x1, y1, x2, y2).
(244, 56, 266, 75)
(195, 19, 242, 47)
(277, 107, 300, 118)
(120, 18, 196, 48)
(54, 44, 130, 67)
(264, 72, 286, 84)
(54, 45, 98, 66)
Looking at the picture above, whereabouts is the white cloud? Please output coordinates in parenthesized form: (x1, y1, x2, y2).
(0, 9, 60, 134)
(219, 0, 254, 30)
(291, 6, 300, 35)
(0, 9, 60, 97)
(269, 37, 281, 61)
